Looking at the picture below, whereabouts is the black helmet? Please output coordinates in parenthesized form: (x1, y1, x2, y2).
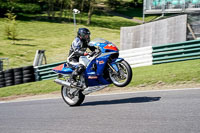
(77, 28, 90, 42)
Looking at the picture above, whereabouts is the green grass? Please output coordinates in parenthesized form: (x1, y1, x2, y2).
(0, 12, 138, 68)
(1, 59, 200, 98)
(0, 80, 59, 97)
(129, 59, 200, 87)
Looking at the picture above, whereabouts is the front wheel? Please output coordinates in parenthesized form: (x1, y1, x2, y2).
(61, 86, 85, 106)
(109, 60, 132, 87)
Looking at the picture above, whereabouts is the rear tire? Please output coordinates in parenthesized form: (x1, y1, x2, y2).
(61, 86, 85, 106)
(109, 60, 132, 87)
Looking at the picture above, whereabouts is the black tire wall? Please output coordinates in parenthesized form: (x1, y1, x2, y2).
(22, 66, 35, 83)
(0, 71, 5, 88)
(14, 67, 23, 85)
(0, 66, 36, 88)
(4, 69, 14, 87)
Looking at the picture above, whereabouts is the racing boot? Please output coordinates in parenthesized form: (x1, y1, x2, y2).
(70, 64, 85, 87)
(70, 70, 78, 87)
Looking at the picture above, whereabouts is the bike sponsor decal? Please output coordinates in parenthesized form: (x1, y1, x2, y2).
(99, 60, 104, 64)
(88, 76, 98, 79)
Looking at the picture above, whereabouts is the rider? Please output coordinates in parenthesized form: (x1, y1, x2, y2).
(68, 28, 96, 86)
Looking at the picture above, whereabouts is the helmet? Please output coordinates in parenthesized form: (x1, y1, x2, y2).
(77, 28, 90, 42)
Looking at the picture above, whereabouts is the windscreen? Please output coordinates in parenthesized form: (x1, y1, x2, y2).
(89, 38, 109, 47)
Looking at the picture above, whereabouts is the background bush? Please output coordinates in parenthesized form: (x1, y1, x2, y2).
(0, 1, 42, 17)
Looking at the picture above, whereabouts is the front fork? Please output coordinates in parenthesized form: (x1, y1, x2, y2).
(108, 58, 124, 74)
(108, 63, 118, 74)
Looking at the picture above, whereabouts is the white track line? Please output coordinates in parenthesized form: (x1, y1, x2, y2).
(0, 87, 200, 104)
(90, 87, 200, 97)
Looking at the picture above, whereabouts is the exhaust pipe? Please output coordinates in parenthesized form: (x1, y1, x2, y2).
(54, 79, 108, 95)
(54, 79, 71, 87)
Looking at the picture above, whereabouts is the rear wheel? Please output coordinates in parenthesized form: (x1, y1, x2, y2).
(109, 60, 132, 87)
(61, 86, 85, 106)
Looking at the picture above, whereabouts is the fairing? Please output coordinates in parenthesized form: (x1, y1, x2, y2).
(53, 38, 120, 86)
(89, 38, 118, 53)
(52, 64, 73, 74)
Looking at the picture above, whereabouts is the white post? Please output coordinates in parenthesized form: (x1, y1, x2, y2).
(73, 9, 80, 36)
(33, 50, 39, 66)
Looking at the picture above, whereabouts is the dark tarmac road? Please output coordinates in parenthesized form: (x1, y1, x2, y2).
(0, 88, 200, 133)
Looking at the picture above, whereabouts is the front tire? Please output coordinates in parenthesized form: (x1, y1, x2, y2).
(109, 60, 132, 87)
(61, 86, 85, 106)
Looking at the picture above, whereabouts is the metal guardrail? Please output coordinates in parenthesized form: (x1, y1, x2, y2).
(34, 61, 66, 81)
(119, 46, 153, 68)
(34, 39, 200, 81)
(152, 39, 200, 64)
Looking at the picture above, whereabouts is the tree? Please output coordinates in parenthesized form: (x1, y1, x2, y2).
(34, 0, 99, 25)
(38, 0, 56, 19)
(4, 9, 18, 43)
(107, 0, 120, 8)
(80, 0, 85, 23)
(57, 0, 71, 19)
(38, 0, 73, 20)
(131, 0, 143, 7)
(87, 0, 95, 25)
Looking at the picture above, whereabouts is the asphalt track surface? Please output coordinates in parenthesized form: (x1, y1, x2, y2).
(0, 88, 200, 133)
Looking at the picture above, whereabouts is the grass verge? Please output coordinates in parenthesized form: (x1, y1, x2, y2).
(1, 59, 200, 99)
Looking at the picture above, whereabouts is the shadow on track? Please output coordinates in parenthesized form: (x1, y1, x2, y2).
(82, 97, 161, 106)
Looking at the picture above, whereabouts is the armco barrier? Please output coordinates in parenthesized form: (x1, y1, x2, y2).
(34, 61, 66, 81)
(34, 39, 200, 81)
(152, 39, 200, 64)
(119, 46, 153, 68)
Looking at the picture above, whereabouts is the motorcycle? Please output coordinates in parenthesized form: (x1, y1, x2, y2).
(53, 38, 132, 106)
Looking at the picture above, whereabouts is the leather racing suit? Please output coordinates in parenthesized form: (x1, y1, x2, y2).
(68, 36, 95, 83)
